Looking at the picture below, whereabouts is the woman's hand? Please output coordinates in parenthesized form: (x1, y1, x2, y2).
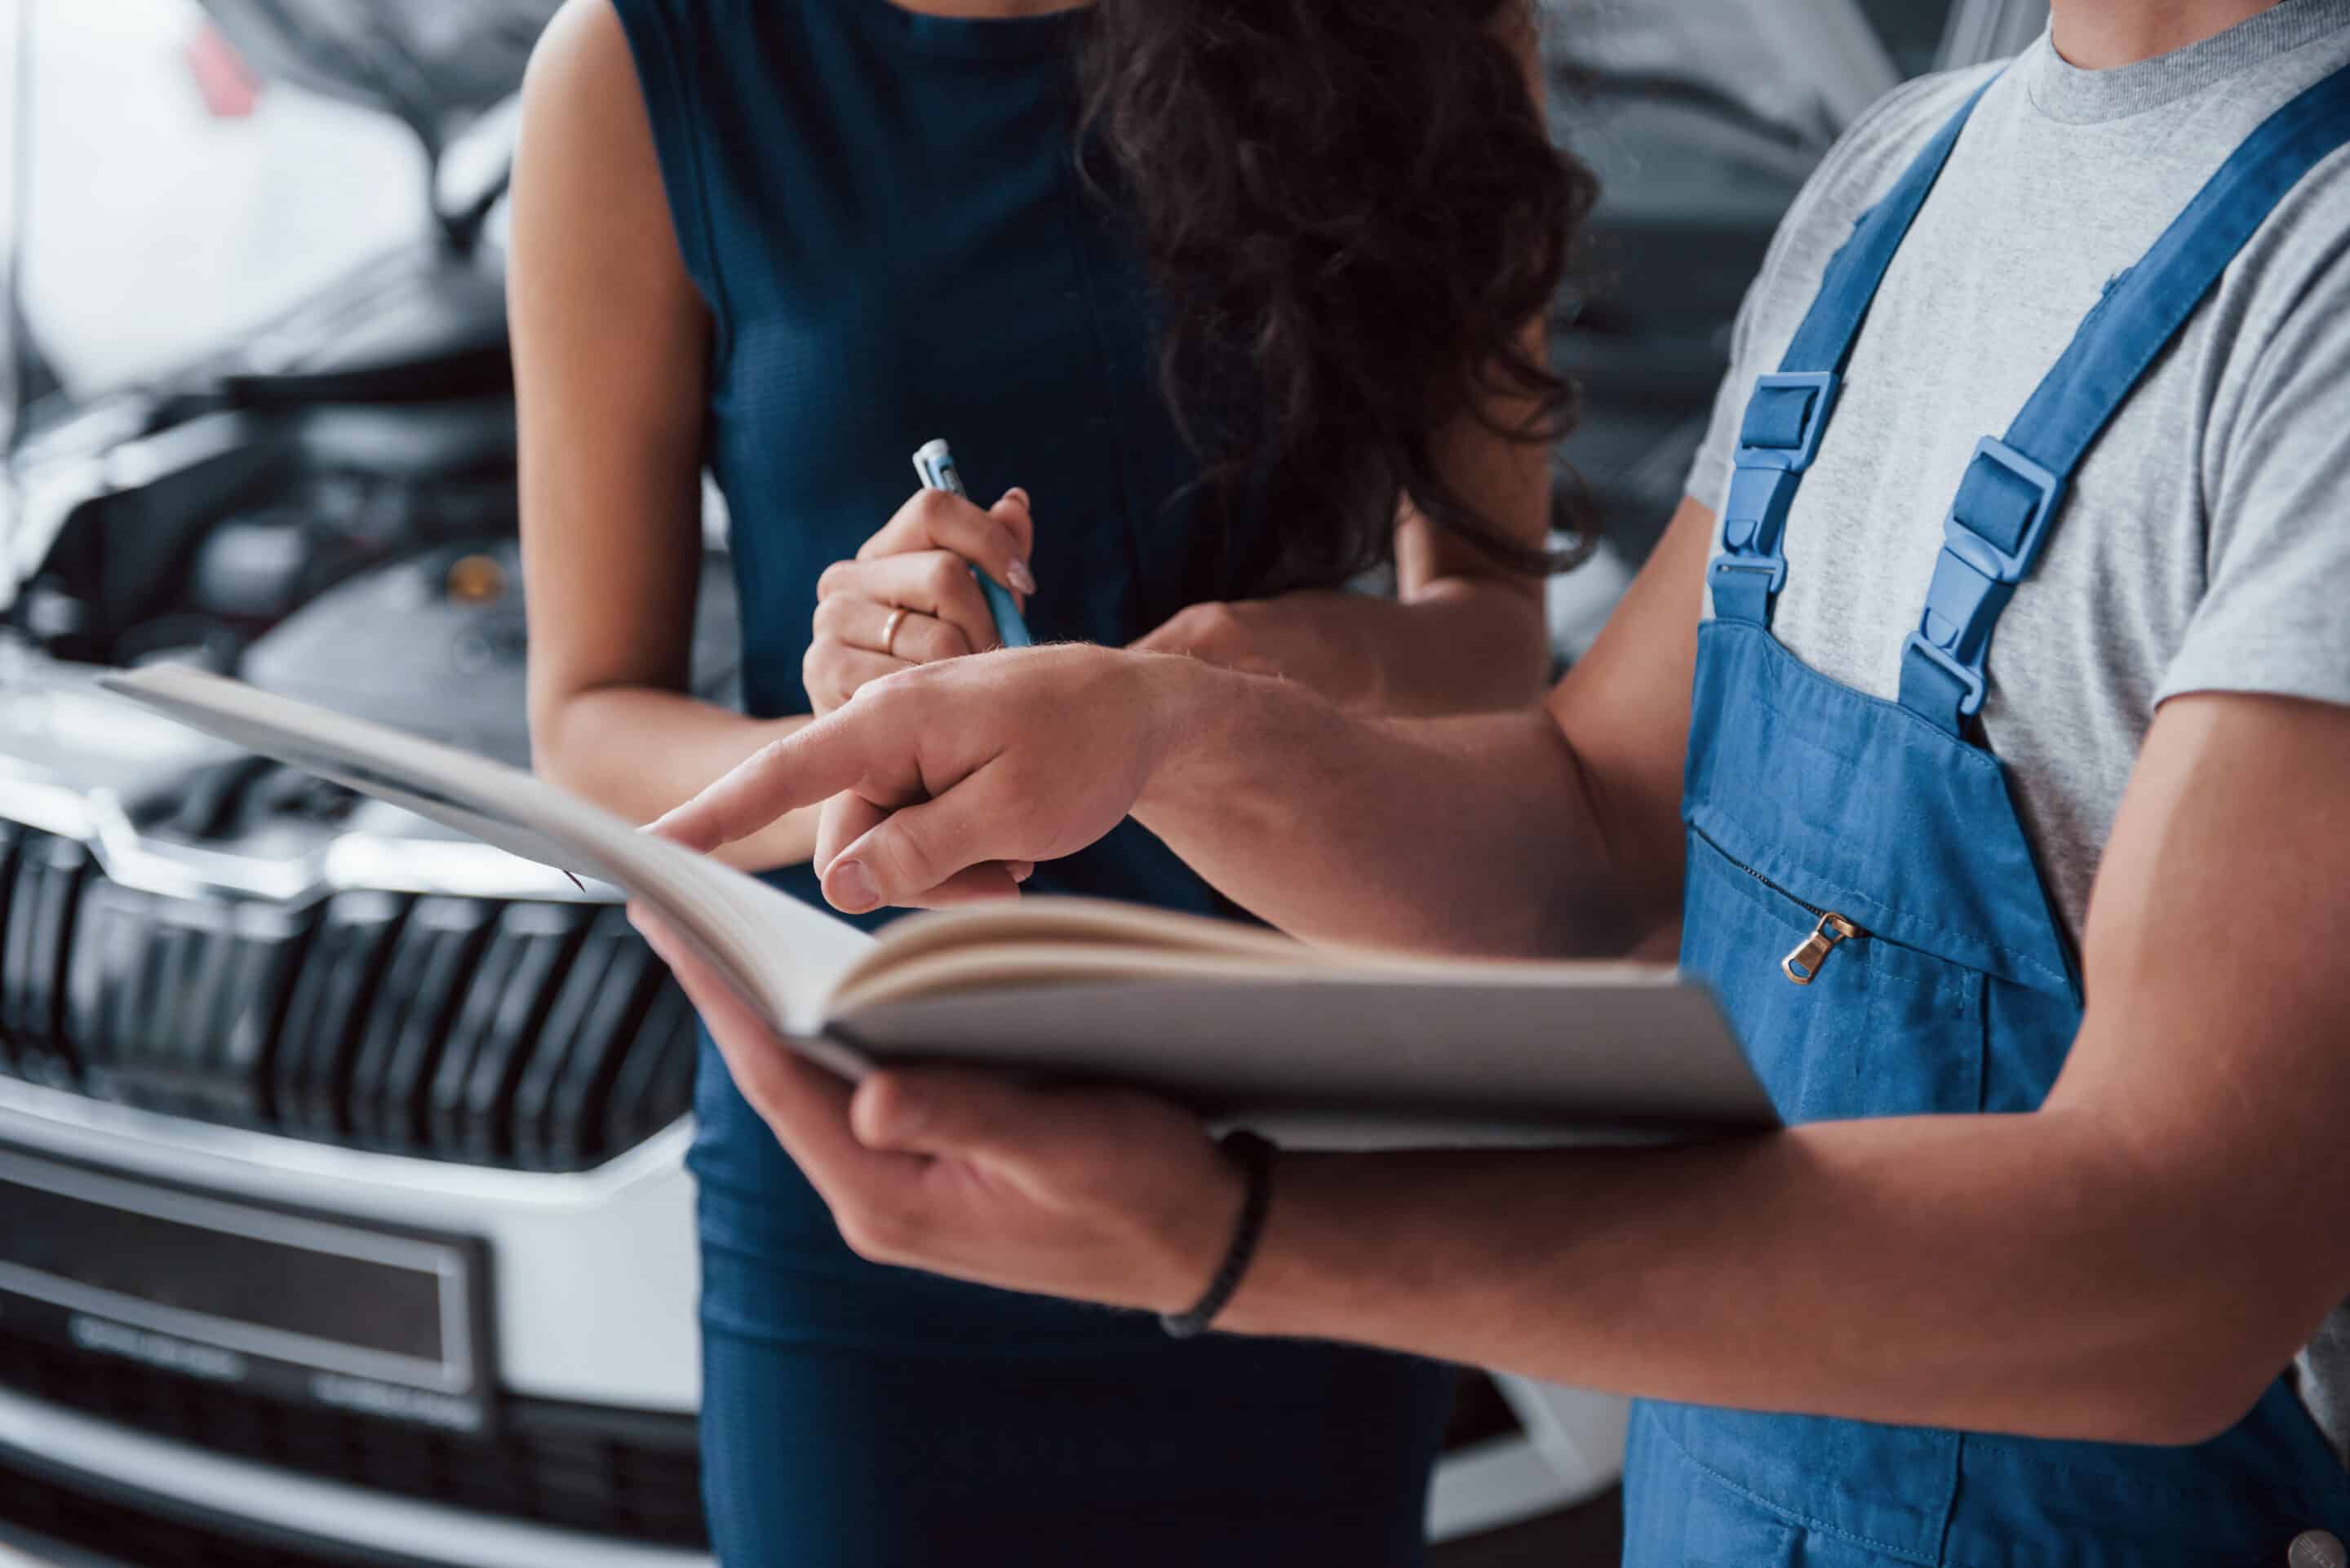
(632, 907, 1244, 1314)
(803, 486, 1038, 715)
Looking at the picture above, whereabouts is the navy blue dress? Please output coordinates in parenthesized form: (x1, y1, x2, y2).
(609, 2, 1457, 1561)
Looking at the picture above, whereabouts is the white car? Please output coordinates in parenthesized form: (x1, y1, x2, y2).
(0, 2, 2042, 1563)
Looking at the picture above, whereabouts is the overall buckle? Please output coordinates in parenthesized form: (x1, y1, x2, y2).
(1901, 437, 2064, 718)
(1735, 371, 1840, 473)
(1711, 373, 1839, 619)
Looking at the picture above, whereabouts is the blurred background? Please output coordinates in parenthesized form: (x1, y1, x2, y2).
(0, 2, 2044, 1564)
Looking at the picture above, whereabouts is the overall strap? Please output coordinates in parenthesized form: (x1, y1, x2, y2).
(1710, 80, 1998, 626)
(1899, 61, 2350, 732)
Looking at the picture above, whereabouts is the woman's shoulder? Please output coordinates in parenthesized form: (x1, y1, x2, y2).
(517, 0, 729, 314)
(530, 0, 839, 174)
(532, 0, 822, 125)
(521, 0, 813, 319)
(544, 0, 845, 78)
(520, 1, 671, 224)
(559, 0, 796, 55)
(525, 0, 634, 109)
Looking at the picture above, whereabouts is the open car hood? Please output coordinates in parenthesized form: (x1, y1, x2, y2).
(193, 0, 561, 144)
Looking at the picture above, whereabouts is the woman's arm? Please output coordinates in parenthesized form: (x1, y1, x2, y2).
(511, 0, 817, 871)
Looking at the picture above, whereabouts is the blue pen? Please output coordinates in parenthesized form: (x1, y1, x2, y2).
(913, 439, 1035, 650)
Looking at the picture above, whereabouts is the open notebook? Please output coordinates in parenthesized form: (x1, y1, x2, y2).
(102, 665, 1774, 1150)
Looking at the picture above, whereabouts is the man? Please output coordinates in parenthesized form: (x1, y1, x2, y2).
(644, 0, 2350, 1558)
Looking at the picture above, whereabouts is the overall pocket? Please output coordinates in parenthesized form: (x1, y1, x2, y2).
(1660, 830, 1984, 1559)
(1682, 828, 1982, 1124)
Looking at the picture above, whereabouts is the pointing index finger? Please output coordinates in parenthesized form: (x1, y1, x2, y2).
(651, 714, 875, 855)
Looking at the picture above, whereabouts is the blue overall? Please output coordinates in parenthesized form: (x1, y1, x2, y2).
(1626, 64, 2350, 1567)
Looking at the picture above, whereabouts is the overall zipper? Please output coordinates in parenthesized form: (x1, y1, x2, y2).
(1691, 826, 1870, 986)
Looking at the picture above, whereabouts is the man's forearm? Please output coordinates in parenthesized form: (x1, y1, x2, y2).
(1220, 1111, 2297, 1445)
(1256, 582, 1552, 717)
(1208, 690, 2350, 1446)
(1135, 662, 1641, 957)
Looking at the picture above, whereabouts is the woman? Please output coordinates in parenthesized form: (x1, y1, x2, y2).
(508, 0, 1591, 1561)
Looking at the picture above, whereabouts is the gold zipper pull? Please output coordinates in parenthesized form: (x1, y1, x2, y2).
(1782, 913, 1862, 986)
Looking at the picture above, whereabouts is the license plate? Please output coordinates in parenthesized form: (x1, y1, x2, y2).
(0, 1146, 494, 1434)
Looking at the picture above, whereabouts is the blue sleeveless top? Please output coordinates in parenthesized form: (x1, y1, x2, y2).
(620, 0, 1270, 1173)
(627, 0, 1272, 836)
(611, 6, 1455, 1562)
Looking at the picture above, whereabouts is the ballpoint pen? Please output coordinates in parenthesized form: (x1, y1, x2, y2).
(912, 439, 1035, 650)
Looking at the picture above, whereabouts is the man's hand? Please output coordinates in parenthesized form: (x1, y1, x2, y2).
(1130, 597, 1362, 693)
(654, 645, 1191, 912)
(634, 907, 1244, 1312)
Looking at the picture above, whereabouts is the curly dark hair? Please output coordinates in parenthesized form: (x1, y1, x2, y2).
(1075, 0, 1598, 589)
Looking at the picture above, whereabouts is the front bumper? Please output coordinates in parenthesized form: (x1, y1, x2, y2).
(0, 1059, 1625, 1564)
(0, 1389, 706, 1568)
(0, 1078, 700, 1414)
(0, 1077, 709, 1563)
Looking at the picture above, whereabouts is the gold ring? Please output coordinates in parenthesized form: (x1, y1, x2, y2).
(882, 607, 911, 658)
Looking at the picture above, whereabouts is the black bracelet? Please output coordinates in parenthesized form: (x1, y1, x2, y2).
(1160, 1131, 1276, 1340)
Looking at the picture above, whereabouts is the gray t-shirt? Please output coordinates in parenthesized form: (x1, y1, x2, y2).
(1684, 0, 2350, 1455)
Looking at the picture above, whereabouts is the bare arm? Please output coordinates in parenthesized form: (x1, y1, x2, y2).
(1128, 431, 1555, 715)
(1133, 493, 1708, 954)
(511, 0, 817, 870)
(653, 686, 2350, 1449)
(655, 494, 1712, 948)
(1211, 690, 2350, 1442)
(1130, 508, 1553, 716)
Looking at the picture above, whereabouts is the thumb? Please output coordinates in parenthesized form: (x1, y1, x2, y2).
(822, 771, 1022, 910)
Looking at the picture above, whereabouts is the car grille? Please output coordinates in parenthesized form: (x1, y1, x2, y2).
(0, 822, 698, 1170)
(0, 1327, 708, 1549)
(0, 1458, 445, 1568)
